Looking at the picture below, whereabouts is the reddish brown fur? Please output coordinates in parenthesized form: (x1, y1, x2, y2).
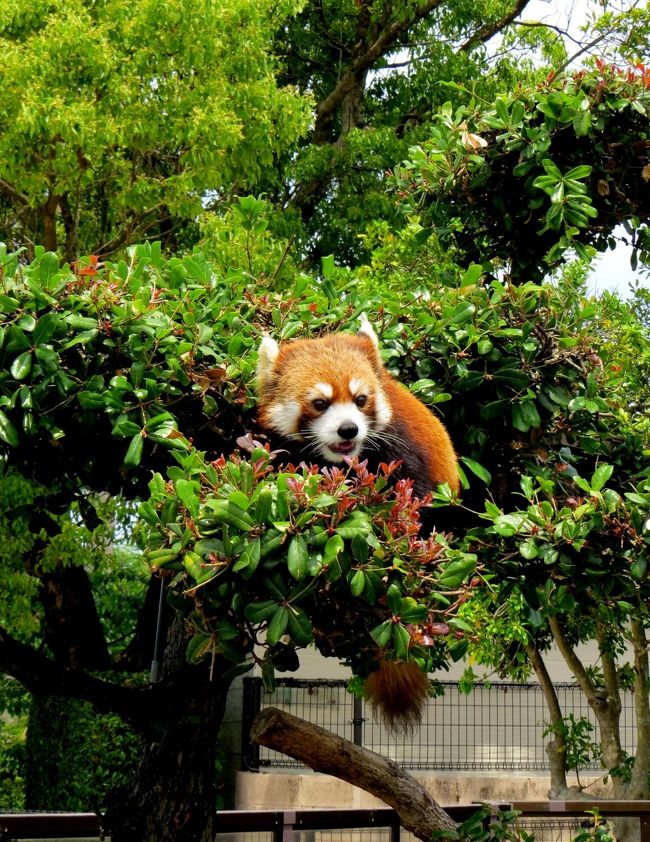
(257, 325, 459, 730)
(363, 660, 431, 732)
(257, 330, 459, 495)
(257, 333, 383, 428)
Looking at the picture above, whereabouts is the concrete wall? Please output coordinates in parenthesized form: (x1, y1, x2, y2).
(236, 769, 609, 811)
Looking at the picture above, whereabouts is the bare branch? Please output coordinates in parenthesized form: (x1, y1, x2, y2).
(251, 706, 457, 841)
(0, 178, 30, 206)
(0, 624, 150, 724)
(459, 0, 534, 52)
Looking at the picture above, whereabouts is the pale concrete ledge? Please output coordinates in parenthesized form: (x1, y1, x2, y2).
(236, 770, 609, 811)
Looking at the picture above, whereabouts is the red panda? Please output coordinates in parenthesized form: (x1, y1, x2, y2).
(256, 315, 459, 499)
(255, 317, 459, 730)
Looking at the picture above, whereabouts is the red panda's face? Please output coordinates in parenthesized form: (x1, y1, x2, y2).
(256, 329, 393, 464)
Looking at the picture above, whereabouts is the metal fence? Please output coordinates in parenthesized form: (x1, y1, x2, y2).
(242, 678, 637, 772)
(3, 803, 650, 842)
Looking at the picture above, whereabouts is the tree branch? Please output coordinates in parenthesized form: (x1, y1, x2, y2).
(314, 0, 445, 134)
(459, 0, 533, 51)
(0, 625, 150, 724)
(251, 706, 457, 841)
(0, 178, 29, 206)
(548, 615, 599, 700)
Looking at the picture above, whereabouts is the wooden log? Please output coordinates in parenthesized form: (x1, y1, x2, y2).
(250, 706, 458, 841)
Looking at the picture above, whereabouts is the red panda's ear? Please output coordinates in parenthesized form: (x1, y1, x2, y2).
(357, 314, 383, 368)
(256, 335, 280, 393)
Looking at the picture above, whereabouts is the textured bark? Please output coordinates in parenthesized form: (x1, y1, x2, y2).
(549, 616, 625, 784)
(251, 706, 457, 841)
(38, 565, 112, 670)
(102, 615, 232, 842)
(526, 643, 570, 796)
(628, 619, 650, 798)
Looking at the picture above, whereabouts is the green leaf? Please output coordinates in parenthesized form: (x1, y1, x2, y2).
(39, 252, 60, 288)
(186, 631, 213, 665)
(370, 619, 393, 647)
(124, 433, 144, 467)
(460, 456, 492, 485)
(438, 555, 476, 588)
(233, 537, 261, 578)
(244, 599, 278, 624)
(266, 605, 289, 646)
(287, 534, 309, 581)
(175, 479, 200, 517)
(350, 569, 366, 597)
(387, 583, 402, 615)
(392, 623, 411, 659)
(287, 606, 313, 645)
(10, 351, 32, 381)
(512, 400, 541, 433)
(399, 599, 428, 623)
(564, 164, 593, 180)
(0, 411, 19, 447)
(33, 312, 59, 344)
(591, 464, 613, 492)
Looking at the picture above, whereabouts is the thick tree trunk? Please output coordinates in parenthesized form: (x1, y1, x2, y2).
(103, 699, 225, 842)
(103, 615, 232, 842)
(251, 706, 457, 842)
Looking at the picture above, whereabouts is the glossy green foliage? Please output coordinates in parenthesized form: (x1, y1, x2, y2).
(143, 451, 467, 689)
(393, 63, 650, 279)
(0, 243, 258, 497)
(2, 241, 649, 686)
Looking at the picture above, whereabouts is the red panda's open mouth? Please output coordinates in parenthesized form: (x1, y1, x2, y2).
(330, 440, 357, 455)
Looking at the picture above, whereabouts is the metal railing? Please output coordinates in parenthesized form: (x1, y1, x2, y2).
(3, 803, 649, 842)
(242, 678, 637, 772)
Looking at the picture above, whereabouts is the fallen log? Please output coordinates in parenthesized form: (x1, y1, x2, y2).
(250, 706, 458, 841)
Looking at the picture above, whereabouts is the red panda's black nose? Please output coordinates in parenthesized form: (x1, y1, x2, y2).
(338, 422, 359, 440)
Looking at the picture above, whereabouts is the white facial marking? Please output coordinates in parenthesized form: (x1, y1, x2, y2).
(307, 382, 334, 401)
(374, 387, 392, 429)
(349, 377, 366, 396)
(267, 400, 302, 438)
(308, 402, 369, 462)
(256, 336, 280, 389)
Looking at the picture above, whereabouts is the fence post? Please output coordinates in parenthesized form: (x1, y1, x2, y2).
(241, 676, 263, 770)
(353, 695, 365, 746)
(641, 814, 650, 842)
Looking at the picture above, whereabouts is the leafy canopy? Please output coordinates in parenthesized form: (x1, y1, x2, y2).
(0, 0, 310, 258)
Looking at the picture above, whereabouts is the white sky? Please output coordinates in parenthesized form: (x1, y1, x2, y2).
(522, 0, 648, 299)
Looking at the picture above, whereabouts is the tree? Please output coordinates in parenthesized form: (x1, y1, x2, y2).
(393, 62, 650, 280)
(0, 9, 649, 839)
(5, 0, 643, 266)
(0, 0, 310, 261)
(0, 244, 480, 839)
(373, 64, 650, 801)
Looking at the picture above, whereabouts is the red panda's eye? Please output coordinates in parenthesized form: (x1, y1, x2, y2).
(312, 398, 329, 412)
(355, 395, 368, 408)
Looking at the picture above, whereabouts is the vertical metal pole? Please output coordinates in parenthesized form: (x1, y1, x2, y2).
(149, 577, 166, 684)
(241, 677, 263, 770)
(353, 695, 365, 746)
(640, 814, 650, 842)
